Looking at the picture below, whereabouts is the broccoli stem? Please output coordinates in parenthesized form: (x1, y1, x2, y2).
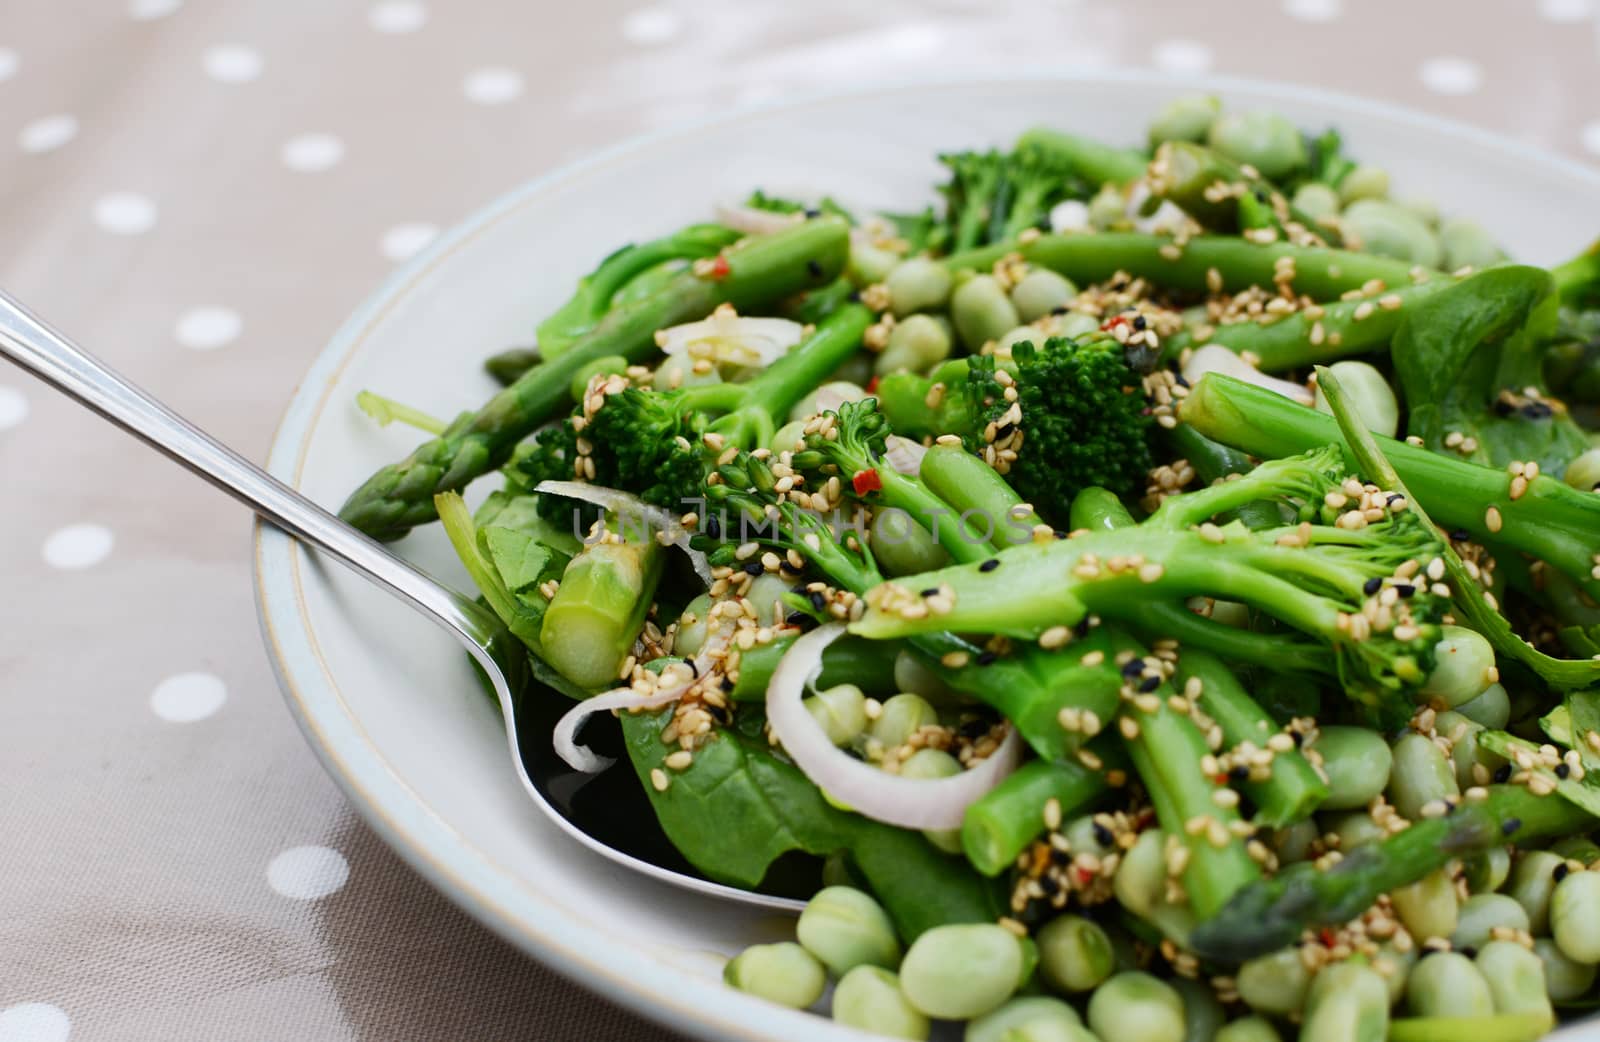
(918, 443, 1042, 547)
(1015, 127, 1148, 186)
(539, 515, 665, 690)
(960, 753, 1112, 877)
(338, 218, 850, 540)
(1163, 424, 1284, 531)
(944, 232, 1428, 302)
(710, 302, 874, 443)
(727, 632, 900, 702)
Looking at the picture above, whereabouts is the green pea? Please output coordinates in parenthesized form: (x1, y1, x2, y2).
(1391, 868, 1459, 945)
(1272, 818, 1320, 864)
(1292, 183, 1341, 223)
(870, 693, 940, 750)
(1214, 1016, 1282, 1042)
(1475, 940, 1554, 1030)
(1550, 835, 1600, 866)
(1087, 185, 1127, 231)
(1550, 870, 1600, 964)
(569, 354, 630, 402)
(798, 886, 901, 975)
(1148, 93, 1221, 147)
(769, 419, 808, 454)
(1455, 682, 1511, 730)
(1172, 976, 1225, 1042)
(672, 593, 713, 657)
(900, 924, 1026, 1019)
(1509, 851, 1566, 935)
(1453, 892, 1531, 951)
(1037, 915, 1115, 995)
(787, 379, 868, 423)
(965, 996, 1083, 1042)
(1327, 810, 1387, 851)
(724, 942, 826, 1009)
(952, 274, 1021, 350)
(1086, 972, 1184, 1042)
(1237, 946, 1311, 1018)
(804, 685, 870, 748)
(902, 748, 964, 852)
(1207, 110, 1307, 180)
(1461, 846, 1512, 895)
(1338, 164, 1390, 205)
(1534, 937, 1597, 1002)
(1341, 199, 1442, 268)
(1011, 269, 1079, 324)
(1387, 732, 1460, 821)
(872, 506, 952, 578)
(1113, 829, 1168, 919)
(832, 966, 930, 1040)
(1406, 950, 1493, 1017)
(1301, 961, 1389, 1042)
(850, 240, 903, 286)
(1438, 217, 1502, 272)
(1313, 726, 1394, 810)
(876, 314, 953, 376)
(1565, 447, 1600, 492)
(886, 257, 955, 317)
(1420, 626, 1497, 709)
(1312, 360, 1399, 437)
(653, 352, 722, 390)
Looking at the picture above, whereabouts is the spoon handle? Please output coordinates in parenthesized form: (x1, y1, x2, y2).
(0, 288, 499, 646)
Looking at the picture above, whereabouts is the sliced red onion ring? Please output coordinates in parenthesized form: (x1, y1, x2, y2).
(534, 480, 712, 585)
(767, 623, 1022, 830)
(657, 314, 805, 368)
(1182, 344, 1313, 404)
(715, 203, 804, 237)
(883, 435, 928, 477)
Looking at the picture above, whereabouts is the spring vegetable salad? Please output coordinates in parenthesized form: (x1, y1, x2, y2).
(339, 94, 1600, 1042)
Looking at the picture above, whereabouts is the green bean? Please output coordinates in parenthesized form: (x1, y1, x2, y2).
(1214, 1016, 1282, 1042)
(1148, 94, 1221, 148)
(832, 966, 930, 1040)
(1300, 960, 1389, 1042)
(1236, 946, 1311, 1018)
(1550, 869, 1600, 964)
(1086, 972, 1185, 1042)
(870, 693, 939, 750)
(899, 924, 1026, 1019)
(797, 885, 901, 976)
(850, 240, 903, 286)
(1207, 111, 1306, 180)
(1172, 976, 1225, 1042)
(1037, 915, 1115, 995)
(1312, 360, 1399, 437)
(902, 749, 965, 852)
(1386, 733, 1460, 821)
(1390, 868, 1460, 945)
(1313, 725, 1394, 810)
(919, 444, 1043, 550)
(1438, 217, 1503, 272)
(729, 633, 900, 702)
(1327, 810, 1387, 852)
(887, 257, 955, 317)
(872, 507, 952, 577)
(962, 758, 1107, 877)
(1509, 850, 1566, 935)
(672, 593, 713, 657)
(1550, 835, 1600, 866)
(1016, 127, 1150, 186)
(1476, 940, 1555, 1031)
(952, 274, 1021, 350)
(1565, 447, 1600, 492)
(1406, 951, 1493, 1017)
(1534, 937, 1597, 1003)
(1342, 199, 1442, 268)
(1338, 165, 1390, 205)
(1455, 682, 1511, 730)
(723, 942, 826, 1008)
(1453, 893, 1532, 951)
(965, 996, 1083, 1042)
(1461, 845, 1512, 895)
(568, 354, 630, 401)
(1419, 626, 1497, 709)
(1292, 183, 1341, 222)
(804, 684, 869, 748)
(1011, 269, 1079, 323)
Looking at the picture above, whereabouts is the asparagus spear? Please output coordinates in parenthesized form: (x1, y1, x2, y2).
(339, 217, 850, 541)
(961, 751, 1114, 877)
(539, 512, 665, 690)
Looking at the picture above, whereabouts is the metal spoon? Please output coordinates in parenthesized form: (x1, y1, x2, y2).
(0, 289, 803, 913)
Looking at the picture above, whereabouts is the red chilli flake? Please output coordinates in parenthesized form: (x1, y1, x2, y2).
(707, 254, 731, 279)
(1319, 928, 1338, 948)
(1074, 866, 1095, 887)
(852, 468, 883, 495)
(866, 375, 882, 395)
(1100, 314, 1132, 332)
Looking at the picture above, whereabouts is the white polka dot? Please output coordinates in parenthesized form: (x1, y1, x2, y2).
(368, 1, 427, 33)
(174, 307, 242, 350)
(1282, 0, 1343, 20)
(462, 67, 523, 105)
(281, 133, 344, 172)
(380, 222, 438, 261)
(93, 192, 157, 235)
(42, 524, 113, 570)
(621, 6, 682, 45)
(0, 48, 19, 83)
(17, 114, 76, 154)
(203, 44, 262, 83)
(0, 1003, 71, 1042)
(128, 0, 182, 19)
(1538, 0, 1594, 19)
(150, 672, 227, 722)
(1152, 39, 1214, 75)
(1583, 121, 1600, 156)
(0, 386, 27, 430)
(1419, 56, 1484, 95)
(268, 846, 349, 900)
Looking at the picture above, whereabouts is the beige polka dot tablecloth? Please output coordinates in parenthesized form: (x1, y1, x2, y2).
(1, 2, 1597, 1040)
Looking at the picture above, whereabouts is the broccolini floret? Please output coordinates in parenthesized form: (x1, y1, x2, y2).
(927, 146, 1086, 255)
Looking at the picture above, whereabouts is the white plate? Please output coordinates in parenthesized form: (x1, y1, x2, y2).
(255, 72, 1600, 1042)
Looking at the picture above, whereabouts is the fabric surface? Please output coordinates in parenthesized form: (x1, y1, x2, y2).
(1, 1, 1597, 1040)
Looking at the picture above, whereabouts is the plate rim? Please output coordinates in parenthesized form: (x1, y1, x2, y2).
(253, 68, 1600, 1042)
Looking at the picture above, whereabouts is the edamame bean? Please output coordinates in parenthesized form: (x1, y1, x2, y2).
(1391, 868, 1459, 945)
(1172, 976, 1225, 1042)
(804, 685, 870, 748)
(1438, 218, 1502, 272)
(1207, 111, 1306, 180)
(745, 572, 792, 628)
(569, 354, 630, 402)
(1338, 165, 1390, 205)
(1565, 447, 1600, 492)
(872, 507, 952, 577)
(900, 924, 1026, 1019)
(1374, 942, 1416, 1005)
(1114, 829, 1168, 918)
(901, 749, 964, 852)
(1509, 851, 1566, 935)
(1086, 972, 1184, 1042)
(1534, 937, 1597, 1002)
(1475, 940, 1555, 1030)
(1237, 946, 1311, 1018)
(1453, 893, 1531, 951)
(1292, 183, 1341, 223)
(833, 966, 930, 1040)
(788, 380, 867, 423)
(1214, 1016, 1281, 1042)
(1434, 710, 1485, 790)
(850, 241, 903, 286)
(1327, 811, 1387, 851)
(724, 942, 826, 1008)
(1149, 94, 1221, 147)
(1272, 818, 1321, 864)
(1341, 199, 1441, 268)
(870, 693, 939, 749)
(654, 352, 723, 390)
(769, 419, 808, 454)
(1301, 961, 1389, 1042)
(1406, 951, 1493, 1017)
(1087, 185, 1127, 231)
(1050, 311, 1102, 339)
(1398, 196, 1440, 228)
(997, 325, 1046, 357)
(672, 594, 713, 657)
(1455, 682, 1511, 730)
(1419, 626, 1497, 709)
(1312, 360, 1399, 437)
(965, 996, 1082, 1042)
(1551, 870, 1600, 964)
(887, 257, 955, 316)
(1011, 269, 1079, 324)
(892, 650, 967, 707)
(1461, 845, 1512, 895)
(1550, 835, 1600, 866)
(1313, 726, 1394, 810)
(1037, 915, 1115, 994)
(876, 314, 953, 376)
(1387, 733, 1460, 821)
(952, 274, 1021, 350)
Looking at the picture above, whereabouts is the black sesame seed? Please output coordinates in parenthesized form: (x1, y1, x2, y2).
(1363, 577, 1383, 595)
(721, 676, 736, 692)
(1555, 863, 1573, 883)
(1253, 187, 1269, 203)
(744, 561, 763, 575)
(980, 558, 1001, 572)
(1556, 763, 1572, 779)
(960, 718, 989, 738)
(808, 591, 827, 610)
(1121, 660, 1145, 678)
(1139, 675, 1161, 693)
(1388, 494, 1405, 505)
(919, 587, 941, 598)
(704, 515, 721, 539)
(1093, 824, 1115, 846)
(803, 207, 822, 219)
(1110, 279, 1127, 291)
(686, 660, 699, 677)
(1229, 765, 1250, 782)
(1450, 529, 1471, 542)
(1493, 399, 1514, 416)
(1290, 730, 1304, 747)
(976, 651, 999, 666)
(1501, 815, 1521, 835)
(1051, 305, 1070, 315)
(1053, 530, 1069, 540)
(1050, 846, 1071, 865)
(1038, 874, 1061, 895)
(1459, 945, 1477, 959)
(996, 423, 1016, 440)
(1494, 764, 1514, 784)
(847, 290, 861, 303)
(785, 611, 809, 627)
(1396, 584, 1416, 598)
(1174, 374, 1190, 388)
(1522, 402, 1554, 420)
(1132, 315, 1148, 331)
